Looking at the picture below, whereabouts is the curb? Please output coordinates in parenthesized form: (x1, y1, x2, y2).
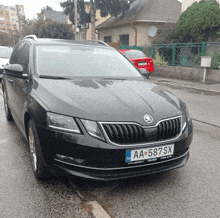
(88, 201, 111, 218)
(67, 180, 111, 218)
(155, 81, 220, 94)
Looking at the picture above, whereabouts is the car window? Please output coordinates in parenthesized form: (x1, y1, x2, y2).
(124, 50, 146, 59)
(35, 45, 143, 79)
(0, 47, 12, 58)
(18, 43, 29, 74)
(10, 43, 24, 64)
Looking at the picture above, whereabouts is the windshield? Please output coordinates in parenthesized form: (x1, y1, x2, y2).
(35, 45, 143, 79)
(0, 47, 13, 59)
(124, 50, 146, 59)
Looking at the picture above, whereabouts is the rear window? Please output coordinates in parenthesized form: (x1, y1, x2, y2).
(0, 47, 13, 59)
(124, 50, 146, 59)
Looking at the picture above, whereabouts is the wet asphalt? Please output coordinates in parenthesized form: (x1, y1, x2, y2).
(0, 82, 220, 218)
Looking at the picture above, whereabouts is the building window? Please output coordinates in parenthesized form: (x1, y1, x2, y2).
(119, 34, 129, 46)
(0, 17, 4, 20)
(104, 36, 112, 43)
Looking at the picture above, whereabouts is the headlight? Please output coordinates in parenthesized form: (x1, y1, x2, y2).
(81, 119, 105, 141)
(185, 107, 191, 122)
(182, 107, 191, 133)
(47, 112, 81, 134)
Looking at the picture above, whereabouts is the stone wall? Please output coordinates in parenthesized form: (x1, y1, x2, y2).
(153, 65, 220, 83)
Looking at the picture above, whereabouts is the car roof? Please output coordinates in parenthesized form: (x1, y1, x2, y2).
(21, 35, 114, 50)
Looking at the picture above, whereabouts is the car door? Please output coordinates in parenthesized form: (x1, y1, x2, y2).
(11, 42, 31, 135)
(4, 42, 24, 119)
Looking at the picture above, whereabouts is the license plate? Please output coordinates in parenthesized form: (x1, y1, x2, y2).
(138, 62, 147, 66)
(126, 144, 174, 162)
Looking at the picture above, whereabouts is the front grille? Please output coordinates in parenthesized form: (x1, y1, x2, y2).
(102, 117, 181, 145)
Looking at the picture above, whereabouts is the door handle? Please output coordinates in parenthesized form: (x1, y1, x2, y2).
(8, 78, 14, 83)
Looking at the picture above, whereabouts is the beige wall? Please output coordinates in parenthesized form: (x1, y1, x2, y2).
(153, 65, 220, 83)
(182, 0, 220, 12)
(98, 23, 176, 47)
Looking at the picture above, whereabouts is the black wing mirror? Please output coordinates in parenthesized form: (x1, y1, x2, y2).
(139, 68, 150, 79)
(4, 64, 28, 79)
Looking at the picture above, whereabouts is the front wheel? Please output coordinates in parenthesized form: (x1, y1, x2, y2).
(28, 119, 49, 179)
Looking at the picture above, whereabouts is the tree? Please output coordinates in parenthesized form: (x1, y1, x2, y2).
(0, 32, 11, 46)
(0, 29, 20, 47)
(45, 6, 53, 11)
(173, 0, 220, 43)
(21, 9, 74, 39)
(60, 0, 134, 39)
(37, 22, 74, 39)
(60, 0, 90, 31)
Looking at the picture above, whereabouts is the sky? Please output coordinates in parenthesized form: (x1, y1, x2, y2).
(5, 0, 182, 20)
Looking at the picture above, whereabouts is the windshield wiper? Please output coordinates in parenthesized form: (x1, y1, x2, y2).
(39, 75, 69, 80)
(103, 77, 127, 80)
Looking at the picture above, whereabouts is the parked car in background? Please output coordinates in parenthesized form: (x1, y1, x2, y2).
(2, 36, 193, 181)
(0, 46, 13, 81)
(119, 49, 154, 74)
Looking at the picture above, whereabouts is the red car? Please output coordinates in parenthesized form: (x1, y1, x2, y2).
(119, 49, 154, 73)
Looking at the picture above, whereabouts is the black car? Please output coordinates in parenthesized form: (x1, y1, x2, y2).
(2, 35, 193, 181)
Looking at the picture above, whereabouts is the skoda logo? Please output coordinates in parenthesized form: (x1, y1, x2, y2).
(144, 114, 153, 124)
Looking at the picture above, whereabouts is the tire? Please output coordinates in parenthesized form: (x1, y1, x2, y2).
(28, 119, 49, 179)
(3, 90, 13, 121)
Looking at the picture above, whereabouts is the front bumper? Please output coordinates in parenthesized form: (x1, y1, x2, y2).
(55, 151, 189, 181)
(36, 120, 192, 180)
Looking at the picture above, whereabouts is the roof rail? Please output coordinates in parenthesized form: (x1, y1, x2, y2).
(82, 39, 109, 46)
(23, 35, 38, 40)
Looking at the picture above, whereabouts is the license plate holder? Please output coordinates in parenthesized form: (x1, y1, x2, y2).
(125, 144, 174, 163)
(138, 62, 147, 66)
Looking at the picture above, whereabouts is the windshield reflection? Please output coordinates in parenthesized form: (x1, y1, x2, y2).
(35, 45, 143, 79)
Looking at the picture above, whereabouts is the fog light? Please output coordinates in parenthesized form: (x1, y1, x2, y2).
(56, 154, 85, 164)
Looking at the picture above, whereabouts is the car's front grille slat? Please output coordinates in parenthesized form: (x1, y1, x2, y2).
(102, 117, 181, 145)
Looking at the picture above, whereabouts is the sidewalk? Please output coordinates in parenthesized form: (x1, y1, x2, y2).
(149, 76, 220, 94)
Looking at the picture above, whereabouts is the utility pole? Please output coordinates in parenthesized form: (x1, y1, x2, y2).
(16, 5, 22, 40)
(74, 0, 78, 40)
(90, 0, 96, 40)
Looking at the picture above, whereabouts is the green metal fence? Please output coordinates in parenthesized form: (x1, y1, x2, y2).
(119, 45, 143, 51)
(150, 42, 220, 68)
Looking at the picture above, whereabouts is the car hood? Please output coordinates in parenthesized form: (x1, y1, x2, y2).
(32, 78, 183, 126)
(0, 58, 9, 69)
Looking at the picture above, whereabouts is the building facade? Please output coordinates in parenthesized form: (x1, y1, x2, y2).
(96, 0, 181, 47)
(43, 10, 72, 25)
(0, 4, 25, 33)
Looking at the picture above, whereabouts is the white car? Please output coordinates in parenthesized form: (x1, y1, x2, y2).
(0, 46, 13, 81)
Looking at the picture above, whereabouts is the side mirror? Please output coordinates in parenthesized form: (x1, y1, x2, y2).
(139, 68, 150, 79)
(4, 64, 28, 79)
